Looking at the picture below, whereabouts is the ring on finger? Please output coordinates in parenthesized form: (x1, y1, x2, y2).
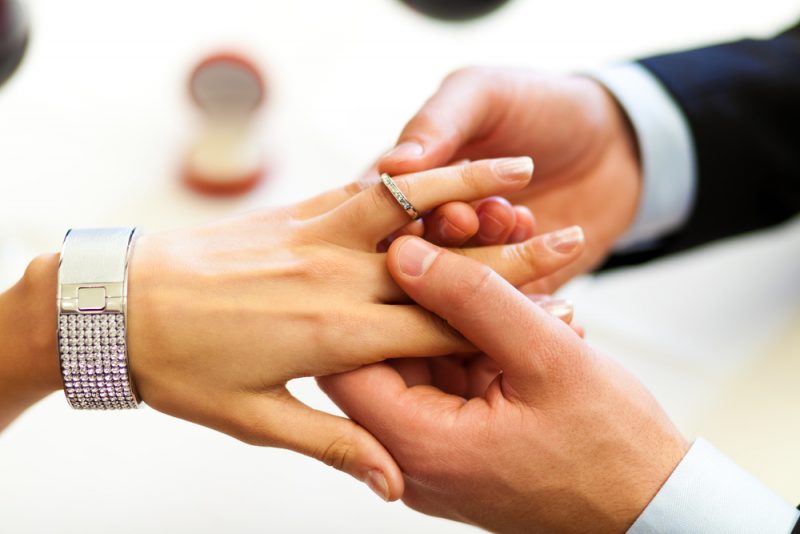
(381, 173, 421, 221)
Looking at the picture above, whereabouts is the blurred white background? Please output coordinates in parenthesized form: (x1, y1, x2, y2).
(1, 1, 799, 532)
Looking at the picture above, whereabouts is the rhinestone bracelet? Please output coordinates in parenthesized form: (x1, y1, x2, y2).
(57, 228, 141, 409)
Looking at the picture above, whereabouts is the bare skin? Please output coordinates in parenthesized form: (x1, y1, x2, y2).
(379, 68, 642, 292)
(320, 237, 689, 533)
(0, 157, 584, 500)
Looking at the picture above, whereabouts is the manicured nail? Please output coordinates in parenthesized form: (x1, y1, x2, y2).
(545, 226, 584, 254)
(365, 470, 389, 501)
(494, 157, 534, 181)
(477, 212, 505, 241)
(397, 238, 439, 277)
(539, 299, 574, 321)
(383, 142, 424, 161)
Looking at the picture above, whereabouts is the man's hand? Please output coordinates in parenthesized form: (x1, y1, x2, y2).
(379, 68, 642, 292)
(319, 236, 688, 533)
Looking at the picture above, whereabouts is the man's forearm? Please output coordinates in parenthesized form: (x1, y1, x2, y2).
(0, 253, 62, 431)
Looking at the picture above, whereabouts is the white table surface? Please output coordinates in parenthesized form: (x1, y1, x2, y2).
(1, 1, 799, 532)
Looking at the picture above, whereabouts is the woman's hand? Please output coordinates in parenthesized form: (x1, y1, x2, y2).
(356, 161, 538, 250)
(115, 157, 585, 499)
(378, 68, 642, 292)
(1, 157, 580, 498)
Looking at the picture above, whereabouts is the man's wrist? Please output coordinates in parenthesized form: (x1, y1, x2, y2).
(628, 438, 799, 533)
(589, 63, 697, 250)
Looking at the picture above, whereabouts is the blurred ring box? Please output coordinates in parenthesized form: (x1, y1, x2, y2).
(183, 52, 268, 196)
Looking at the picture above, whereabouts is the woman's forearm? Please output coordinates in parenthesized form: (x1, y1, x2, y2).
(0, 253, 62, 431)
(0, 157, 582, 497)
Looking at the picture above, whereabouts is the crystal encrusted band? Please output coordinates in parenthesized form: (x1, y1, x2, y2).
(57, 228, 140, 410)
(380, 173, 421, 220)
(58, 313, 136, 409)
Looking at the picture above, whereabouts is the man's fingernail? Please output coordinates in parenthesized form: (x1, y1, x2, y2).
(494, 157, 534, 181)
(365, 470, 389, 501)
(545, 225, 584, 254)
(383, 142, 424, 161)
(439, 218, 466, 241)
(477, 212, 505, 240)
(397, 238, 439, 277)
(507, 224, 528, 244)
(539, 298, 574, 321)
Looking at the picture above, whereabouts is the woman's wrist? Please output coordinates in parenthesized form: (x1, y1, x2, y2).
(125, 233, 167, 406)
(0, 253, 63, 401)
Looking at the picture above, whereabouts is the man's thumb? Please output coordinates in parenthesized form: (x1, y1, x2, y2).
(387, 236, 583, 391)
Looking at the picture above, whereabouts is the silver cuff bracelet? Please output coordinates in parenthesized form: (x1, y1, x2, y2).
(57, 227, 141, 409)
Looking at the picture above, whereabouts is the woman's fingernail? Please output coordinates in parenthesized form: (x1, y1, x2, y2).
(365, 470, 390, 501)
(397, 238, 439, 277)
(545, 226, 584, 254)
(477, 212, 505, 241)
(383, 142, 424, 161)
(494, 157, 534, 181)
(539, 298, 574, 321)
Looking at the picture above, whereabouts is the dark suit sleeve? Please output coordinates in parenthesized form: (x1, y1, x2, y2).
(604, 21, 800, 269)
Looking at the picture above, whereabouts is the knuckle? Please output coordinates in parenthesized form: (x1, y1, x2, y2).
(445, 264, 496, 316)
(510, 240, 543, 273)
(286, 258, 318, 282)
(317, 430, 357, 471)
(271, 254, 331, 285)
(342, 181, 365, 198)
(457, 161, 489, 192)
(310, 253, 349, 281)
(307, 308, 339, 352)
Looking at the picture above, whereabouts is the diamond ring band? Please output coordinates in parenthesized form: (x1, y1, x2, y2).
(381, 173, 421, 220)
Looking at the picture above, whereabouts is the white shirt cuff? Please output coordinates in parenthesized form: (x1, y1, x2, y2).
(589, 63, 697, 251)
(628, 438, 799, 534)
